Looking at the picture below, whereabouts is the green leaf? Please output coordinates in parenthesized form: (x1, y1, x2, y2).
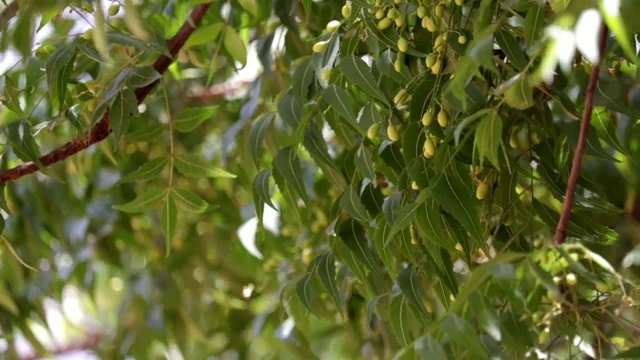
(354, 145, 376, 180)
(337, 218, 381, 278)
(45, 45, 77, 111)
(3, 76, 24, 116)
(374, 218, 398, 277)
(415, 335, 447, 360)
(430, 168, 483, 242)
(172, 188, 208, 213)
(278, 94, 303, 129)
(317, 252, 343, 316)
(385, 190, 429, 245)
(397, 266, 431, 323)
(124, 124, 165, 142)
(185, 23, 224, 47)
(292, 57, 315, 103)
(474, 110, 503, 168)
(337, 55, 388, 104)
(248, 113, 273, 169)
(223, 26, 247, 67)
(495, 29, 528, 71)
(601, 0, 637, 63)
(322, 85, 357, 125)
(174, 153, 236, 178)
(524, 2, 545, 47)
(339, 186, 371, 223)
(295, 273, 316, 315)
(116, 157, 168, 184)
(254, 168, 277, 214)
(12, 14, 33, 59)
(273, 146, 309, 204)
(441, 315, 488, 359)
(504, 75, 534, 110)
(126, 66, 162, 88)
(113, 188, 167, 213)
(0, 281, 19, 315)
(111, 88, 139, 147)
(387, 295, 412, 347)
(162, 194, 177, 255)
(173, 107, 217, 133)
(6, 121, 42, 166)
(0, 185, 10, 214)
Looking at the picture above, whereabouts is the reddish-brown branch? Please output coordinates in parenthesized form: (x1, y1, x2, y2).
(0, 1, 19, 27)
(21, 331, 105, 360)
(0, 3, 212, 185)
(554, 25, 608, 245)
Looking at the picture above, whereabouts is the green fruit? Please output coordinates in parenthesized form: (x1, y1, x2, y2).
(375, 9, 386, 19)
(387, 122, 399, 141)
(397, 37, 409, 52)
(565, 273, 577, 286)
(421, 109, 434, 126)
(394, 88, 408, 105)
(367, 123, 381, 139)
(455, 0, 464, 5)
(320, 69, 331, 81)
(434, 35, 445, 51)
(424, 16, 437, 32)
(431, 58, 443, 74)
(417, 6, 427, 18)
(476, 181, 489, 200)
(437, 110, 448, 127)
(394, 58, 403, 72)
(326, 20, 340, 33)
(108, 4, 120, 16)
(377, 18, 392, 31)
(394, 14, 406, 27)
(341, 4, 351, 17)
(394, 0, 403, 4)
(312, 40, 328, 53)
(425, 53, 437, 68)
(435, 4, 444, 17)
(423, 138, 436, 158)
(387, 8, 398, 19)
(458, 34, 467, 44)
(82, 29, 93, 40)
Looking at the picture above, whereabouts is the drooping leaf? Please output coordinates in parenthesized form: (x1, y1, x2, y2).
(317, 252, 343, 316)
(337, 218, 381, 278)
(223, 25, 247, 67)
(116, 157, 168, 184)
(474, 110, 503, 168)
(397, 266, 431, 323)
(387, 295, 412, 347)
(173, 107, 217, 133)
(6, 121, 42, 166)
(337, 55, 388, 103)
(273, 146, 309, 204)
(441, 314, 488, 359)
(174, 153, 236, 178)
(45, 45, 77, 111)
(113, 188, 167, 213)
(172, 188, 209, 213)
(322, 85, 357, 125)
(162, 194, 177, 255)
(111, 88, 139, 147)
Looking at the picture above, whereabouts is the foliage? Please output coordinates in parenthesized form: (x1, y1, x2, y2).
(0, 0, 639, 358)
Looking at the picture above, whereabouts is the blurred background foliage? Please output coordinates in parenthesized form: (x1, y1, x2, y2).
(0, 0, 639, 359)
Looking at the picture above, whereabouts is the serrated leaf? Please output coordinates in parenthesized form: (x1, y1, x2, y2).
(397, 266, 431, 323)
(6, 121, 42, 166)
(415, 335, 447, 360)
(388, 295, 412, 347)
(504, 75, 534, 110)
(354, 145, 376, 180)
(337, 55, 388, 104)
(12, 15, 33, 59)
(385, 190, 429, 245)
(111, 88, 138, 147)
(475, 110, 503, 168)
(185, 23, 224, 47)
(117, 157, 168, 184)
(340, 186, 371, 223)
(248, 113, 273, 169)
(174, 153, 236, 178)
(430, 168, 483, 242)
(45, 45, 77, 111)
(322, 85, 357, 125)
(374, 218, 397, 277)
(317, 252, 343, 316)
(524, 2, 545, 47)
(172, 188, 208, 213)
(292, 57, 315, 103)
(441, 315, 488, 359)
(162, 194, 177, 255)
(278, 94, 302, 129)
(337, 218, 381, 278)
(3, 76, 24, 116)
(495, 29, 528, 71)
(273, 146, 309, 204)
(173, 107, 217, 133)
(113, 188, 166, 213)
(124, 124, 165, 142)
(223, 26, 247, 66)
(126, 66, 162, 88)
(295, 273, 316, 315)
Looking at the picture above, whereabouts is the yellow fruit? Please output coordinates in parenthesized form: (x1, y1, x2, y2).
(434, 35, 446, 51)
(312, 40, 328, 53)
(476, 181, 489, 200)
(341, 4, 352, 17)
(375, 9, 386, 19)
(565, 273, 577, 286)
(432, 58, 443, 74)
(509, 133, 518, 148)
(387, 8, 398, 19)
(411, 181, 419, 190)
(82, 29, 93, 40)
(397, 37, 409, 52)
(375, 0, 382, 6)
(423, 138, 436, 158)
(387, 122, 399, 141)
(320, 69, 331, 81)
(425, 53, 438, 68)
(326, 20, 341, 33)
(394, 58, 403, 72)
(394, 0, 403, 4)
(394, 88, 408, 105)
(435, 4, 445, 17)
(378, 18, 392, 31)
(394, 14, 406, 27)
(437, 110, 448, 127)
(417, 6, 427, 18)
(458, 34, 467, 44)
(302, 248, 313, 264)
(108, 4, 120, 16)
(421, 109, 434, 126)
(424, 16, 437, 32)
(455, 0, 464, 6)
(367, 123, 381, 139)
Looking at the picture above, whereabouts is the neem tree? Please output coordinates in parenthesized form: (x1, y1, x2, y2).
(0, 0, 640, 358)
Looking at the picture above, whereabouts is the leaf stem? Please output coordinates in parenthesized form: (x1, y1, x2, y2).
(554, 24, 608, 245)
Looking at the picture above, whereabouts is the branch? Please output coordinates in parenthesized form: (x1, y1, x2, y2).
(0, 1, 18, 28)
(554, 24, 608, 245)
(0, 3, 212, 185)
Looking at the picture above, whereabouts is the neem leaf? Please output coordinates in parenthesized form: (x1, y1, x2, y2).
(173, 107, 217, 133)
(125, 66, 162, 88)
(504, 75, 534, 110)
(111, 88, 138, 147)
(162, 194, 177, 255)
(117, 157, 168, 184)
(174, 153, 236, 178)
(113, 188, 167, 213)
(338, 55, 388, 104)
(322, 85, 357, 125)
(295, 273, 316, 315)
(317, 252, 343, 316)
(248, 113, 273, 169)
(6, 121, 42, 166)
(273, 146, 309, 204)
(397, 266, 431, 323)
(223, 25, 247, 67)
(474, 110, 503, 168)
(172, 188, 208, 213)
(387, 295, 412, 347)
(441, 315, 488, 359)
(337, 218, 381, 278)
(45, 45, 77, 111)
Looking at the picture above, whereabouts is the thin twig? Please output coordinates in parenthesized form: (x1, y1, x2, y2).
(0, 4, 212, 184)
(554, 25, 608, 245)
